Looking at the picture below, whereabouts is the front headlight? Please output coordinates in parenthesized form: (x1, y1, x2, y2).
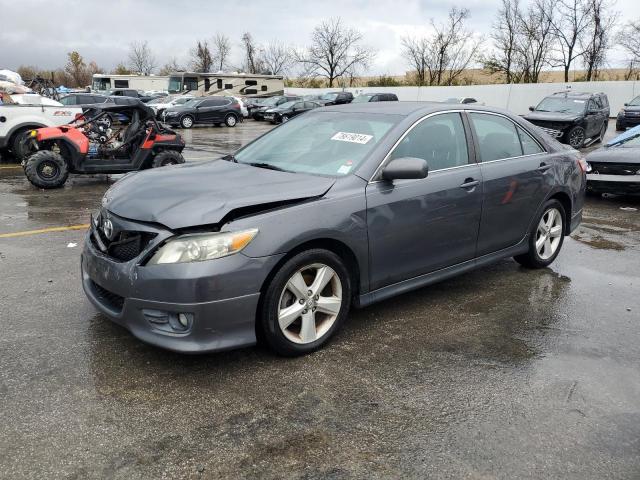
(165, 111, 178, 117)
(147, 229, 258, 265)
(585, 162, 592, 173)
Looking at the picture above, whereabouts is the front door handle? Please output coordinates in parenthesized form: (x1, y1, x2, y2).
(537, 162, 552, 173)
(459, 178, 480, 189)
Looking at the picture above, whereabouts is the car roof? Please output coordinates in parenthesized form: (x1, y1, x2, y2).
(549, 91, 601, 98)
(320, 101, 506, 116)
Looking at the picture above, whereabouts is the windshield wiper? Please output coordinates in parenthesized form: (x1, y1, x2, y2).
(246, 162, 289, 172)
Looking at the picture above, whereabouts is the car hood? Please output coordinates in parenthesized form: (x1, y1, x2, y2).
(586, 147, 640, 164)
(103, 160, 336, 230)
(623, 105, 640, 112)
(523, 111, 581, 123)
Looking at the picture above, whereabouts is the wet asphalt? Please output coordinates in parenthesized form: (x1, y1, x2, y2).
(0, 119, 639, 479)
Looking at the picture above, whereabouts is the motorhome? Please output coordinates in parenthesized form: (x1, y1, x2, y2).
(167, 72, 284, 97)
(91, 74, 169, 93)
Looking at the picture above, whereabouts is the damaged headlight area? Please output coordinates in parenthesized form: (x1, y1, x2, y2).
(147, 229, 258, 265)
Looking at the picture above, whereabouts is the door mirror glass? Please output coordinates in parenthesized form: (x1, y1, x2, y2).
(381, 157, 428, 181)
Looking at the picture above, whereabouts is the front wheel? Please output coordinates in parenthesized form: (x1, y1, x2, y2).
(615, 121, 625, 132)
(514, 199, 566, 269)
(281, 115, 290, 123)
(260, 249, 351, 356)
(224, 114, 237, 127)
(565, 126, 585, 149)
(180, 115, 194, 129)
(12, 130, 37, 162)
(24, 150, 69, 189)
(152, 150, 185, 168)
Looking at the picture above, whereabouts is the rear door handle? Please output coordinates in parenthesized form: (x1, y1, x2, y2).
(538, 162, 552, 173)
(460, 178, 480, 189)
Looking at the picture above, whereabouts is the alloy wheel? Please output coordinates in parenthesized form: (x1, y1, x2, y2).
(569, 128, 585, 148)
(181, 116, 193, 128)
(226, 115, 237, 127)
(277, 263, 343, 344)
(535, 207, 563, 260)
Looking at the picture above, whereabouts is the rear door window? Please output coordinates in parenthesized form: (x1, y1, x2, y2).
(469, 113, 523, 162)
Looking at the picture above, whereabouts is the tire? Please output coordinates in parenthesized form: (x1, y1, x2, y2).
(11, 129, 37, 162)
(514, 199, 566, 269)
(260, 249, 352, 356)
(180, 115, 194, 129)
(565, 126, 585, 149)
(23, 150, 69, 189)
(615, 122, 625, 132)
(281, 115, 290, 123)
(224, 114, 237, 127)
(151, 150, 185, 168)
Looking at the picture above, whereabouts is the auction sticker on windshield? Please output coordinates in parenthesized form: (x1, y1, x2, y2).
(331, 132, 373, 144)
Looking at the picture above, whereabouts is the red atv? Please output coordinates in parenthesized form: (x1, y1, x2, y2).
(22, 102, 186, 189)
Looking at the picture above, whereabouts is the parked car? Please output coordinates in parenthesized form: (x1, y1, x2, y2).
(523, 91, 610, 149)
(163, 96, 242, 128)
(0, 96, 82, 161)
(146, 95, 195, 120)
(316, 91, 354, 106)
(251, 95, 301, 120)
(60, 93, 111, 107)
(352, 93, 399, 103)
(231, 96, 249, 118)
(302, 94, 324, 101)
(107, 88, 155, 103)
(263, 100, 321, 123)
(615, 95, 640, 131)
(243, 97, 266, 117)
(82, 102, 586, 356)
(585, 125, 640, 195)
(444, 97, 478, 104)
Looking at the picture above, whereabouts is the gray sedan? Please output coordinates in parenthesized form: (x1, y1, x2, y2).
(82, 102, 587, 356)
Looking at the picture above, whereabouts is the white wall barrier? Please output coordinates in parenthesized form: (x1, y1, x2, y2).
(286, 81, 639, 117)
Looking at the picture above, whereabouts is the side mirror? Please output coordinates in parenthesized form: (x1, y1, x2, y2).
(381, 157, 428, 181)
(624, 103, 629, 106)
(529, 106, 535, 111)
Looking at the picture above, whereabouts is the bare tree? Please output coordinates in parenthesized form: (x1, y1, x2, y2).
(296, 18, 374, 87)
(65, 51, 90, 87)
(403, 8, 481, 86)
(127, 41, 156, 75)
(212, 33, 231, 72)
(542, 0, 592, 82)
(517, 0, 555, 83)
(617, 21, 640, 79)
(190, 40, 213, 73)
(401, 37, 430, 86)
(241, 32, 264, 74)
(159, 57, 183, 76)
(581, 0, 618, 80)
(262, 40, 294, 75)
(482, 0, 523, 83)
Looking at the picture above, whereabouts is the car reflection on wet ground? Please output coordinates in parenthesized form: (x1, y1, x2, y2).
(0, 120, 639, 479)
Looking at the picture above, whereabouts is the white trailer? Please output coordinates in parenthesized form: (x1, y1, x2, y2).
(167, 72, 285, 97)
(91, 74, 169, 93)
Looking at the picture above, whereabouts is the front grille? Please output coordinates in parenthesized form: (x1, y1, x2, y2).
(535, 126, 563, 138)
(589, 162, 640, 176)
(91, 226, 156, 262)
(90, 280, 125, 312)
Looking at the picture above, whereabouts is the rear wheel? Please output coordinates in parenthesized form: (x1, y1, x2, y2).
(514, 199, 566, 269)
(180, 115, 194, 129)
(152, 150, 185, 168)
(615, 121, 625, 132)
(11, 129, 37, 162)
(24, 150, 69, 189)
(566, 126, 585, 149)
(224, 114, 237, 127)
(260, 249, 351, 356)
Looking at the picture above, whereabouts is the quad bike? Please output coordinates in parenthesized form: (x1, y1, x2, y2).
(22, 103, 186, 189)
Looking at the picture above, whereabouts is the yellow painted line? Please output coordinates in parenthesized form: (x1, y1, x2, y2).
(0, 165, 22, 170)
(0, 224, 90, 239)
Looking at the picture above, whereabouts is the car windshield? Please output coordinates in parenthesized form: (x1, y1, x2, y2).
(353, 95, 373, 103)
(262, 97, 282, 106)
(276, 101, 297, 109)
(234, 111, 399, 176)
(628, 96, 640, 106)
(182, 98, 202, 107)
(174, 97, 193, 105)
(147, 97, 165, 105)
(536, 97, 586, 114)
(320, 93, 338, 100)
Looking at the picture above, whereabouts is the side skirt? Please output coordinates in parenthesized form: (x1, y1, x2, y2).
(356, 236, 530, 308)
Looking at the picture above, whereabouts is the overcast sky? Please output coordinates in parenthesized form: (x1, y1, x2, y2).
(1, 0, 638, 75)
